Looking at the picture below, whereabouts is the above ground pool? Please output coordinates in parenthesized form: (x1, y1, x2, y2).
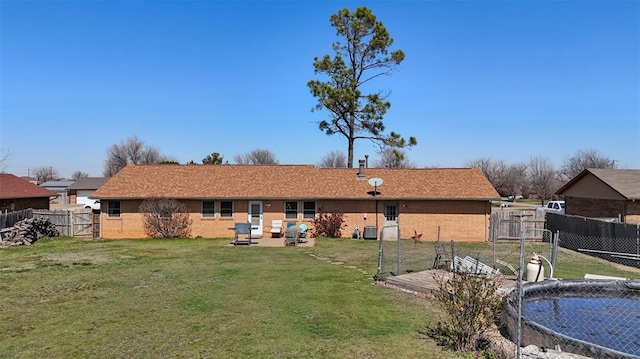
(504, 279, 640, 358)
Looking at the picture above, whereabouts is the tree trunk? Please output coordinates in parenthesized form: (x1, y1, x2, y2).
(347, 113, 355, 168)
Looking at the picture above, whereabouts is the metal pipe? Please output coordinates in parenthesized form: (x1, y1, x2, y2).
(516, 229, 524, 359)
(537, 254, 555, 279)
(578, 248, 640, 257)
(396, 225, 401, 275)
(551, 230, 559, 270)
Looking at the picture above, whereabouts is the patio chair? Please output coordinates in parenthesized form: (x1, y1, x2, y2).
(298, 224, 308, 239)
(270, 220, 283, 238)
(432, 242, 451, 270)
(284, 225, 299, 246)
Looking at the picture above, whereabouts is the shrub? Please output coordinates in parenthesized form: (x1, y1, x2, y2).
(139, 198, 192, 238)
(427, 272, 503, 353)
(312, 210, 345, 238)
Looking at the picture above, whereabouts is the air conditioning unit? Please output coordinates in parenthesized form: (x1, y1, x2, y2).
(363, 226, 377, 240)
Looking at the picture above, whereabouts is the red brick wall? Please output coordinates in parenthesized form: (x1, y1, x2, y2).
(316, 199, 490, 241)
(567, 196, 627, 220)
(624, 201, 640, 225)
(0, 197, 50, 211)
(101, 198, 491, 242)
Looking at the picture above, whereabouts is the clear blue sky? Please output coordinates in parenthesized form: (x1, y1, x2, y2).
(1, 1, 638, 178)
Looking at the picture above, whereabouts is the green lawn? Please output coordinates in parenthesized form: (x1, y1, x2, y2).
(1, 237, 637, 359)
(0, 237, 450, 359)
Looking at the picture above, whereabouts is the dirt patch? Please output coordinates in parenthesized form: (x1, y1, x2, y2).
(0, 263, 37, 272)
(134, 250, 168, 258)
(42, 253, 113, 265)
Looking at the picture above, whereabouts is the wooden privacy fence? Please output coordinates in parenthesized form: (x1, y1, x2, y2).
(490, 209, 546, 241)
(33, 209, 95, 237)
(0, 209, 34, 230)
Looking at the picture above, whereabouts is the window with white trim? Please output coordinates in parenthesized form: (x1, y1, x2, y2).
(303, 201, 316, 219)
(285, 201, 298, 220)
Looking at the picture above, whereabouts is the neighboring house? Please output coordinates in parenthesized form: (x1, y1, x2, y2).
(67, 177, 108, 209)
(91, 164, 500, 241)
(20, 176, 39, 185)
(556, 168, 640, 224)
(40, 180, 74, 204)
(0, 174, 57, 211)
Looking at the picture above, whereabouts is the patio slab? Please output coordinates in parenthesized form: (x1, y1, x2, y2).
(228, 236, 315, 247)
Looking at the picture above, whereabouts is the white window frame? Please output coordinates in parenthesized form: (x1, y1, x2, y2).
(285, 201, 298, 220)
(302, 201, 316, 220)
(202, 201, 215, 218)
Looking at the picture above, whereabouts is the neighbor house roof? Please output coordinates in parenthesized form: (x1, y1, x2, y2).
(68, 177, 109, 190)
(20, 176, 38, 184)
(40, 180, 75, 189)
(556, 168, 640, 199)
(0, 174, 57, 199)
(92, 164, 500, 201)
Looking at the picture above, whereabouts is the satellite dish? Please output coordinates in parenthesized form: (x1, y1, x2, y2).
(368, 177, 383, 187)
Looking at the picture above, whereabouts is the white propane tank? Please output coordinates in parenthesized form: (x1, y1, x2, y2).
(526, 253, 544, 282)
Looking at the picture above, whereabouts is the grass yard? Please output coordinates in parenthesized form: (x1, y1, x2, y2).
(0, 237, 450, 359)
(1, 237, 638, 359)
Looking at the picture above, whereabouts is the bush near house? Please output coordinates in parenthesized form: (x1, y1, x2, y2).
(139, 198, 192, 238)
(312, 210, 345, 238)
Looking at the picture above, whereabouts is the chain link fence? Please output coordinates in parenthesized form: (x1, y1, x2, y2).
(376, 220, 640, 358)
(558, 231, 640, 269)
(507, 230, 640, 359)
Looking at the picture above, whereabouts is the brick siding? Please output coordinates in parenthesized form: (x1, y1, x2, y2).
(567, 196, 640, 223)
(0, 197, 50, 211)
(101, 198, 491, 242)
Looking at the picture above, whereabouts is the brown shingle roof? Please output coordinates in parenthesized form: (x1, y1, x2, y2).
(557, 168, 640, 199)
(0, 174, 57, 199)
(92, 164, 499, 201)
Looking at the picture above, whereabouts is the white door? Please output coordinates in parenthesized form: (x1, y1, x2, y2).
(383, 202, 399, 240)
(248, 201, 263, 237)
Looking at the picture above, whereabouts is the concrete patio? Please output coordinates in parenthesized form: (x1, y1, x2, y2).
(228, 235, 315, 247)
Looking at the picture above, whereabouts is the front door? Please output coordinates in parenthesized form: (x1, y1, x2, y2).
(383, 202, 399, 240)
(248, 201, 263, 237)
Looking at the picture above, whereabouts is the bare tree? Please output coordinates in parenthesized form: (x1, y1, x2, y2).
(233, 149, 278, 165)
(466, 158, 526, 198)
(318, 151, 347, 168)
(528, 156, 558, 205)
(558, 148, 617, 181)
(71, 171, 90, 180)
(103, 136, 172, 177)
(202, 152, 224, 165)
(139, 198, 192, 238)
(33, 166, 60, 183)
(374, 147, 415, 168)
(466, 158, 509, 196)
(503, 163, 528, 199)
(0, 149, 9, 172)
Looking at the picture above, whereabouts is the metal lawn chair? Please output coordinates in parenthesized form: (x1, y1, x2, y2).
(284, 225, 299, 246)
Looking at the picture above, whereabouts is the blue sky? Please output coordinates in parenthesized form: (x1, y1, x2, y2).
(1, 0, 638, 177)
